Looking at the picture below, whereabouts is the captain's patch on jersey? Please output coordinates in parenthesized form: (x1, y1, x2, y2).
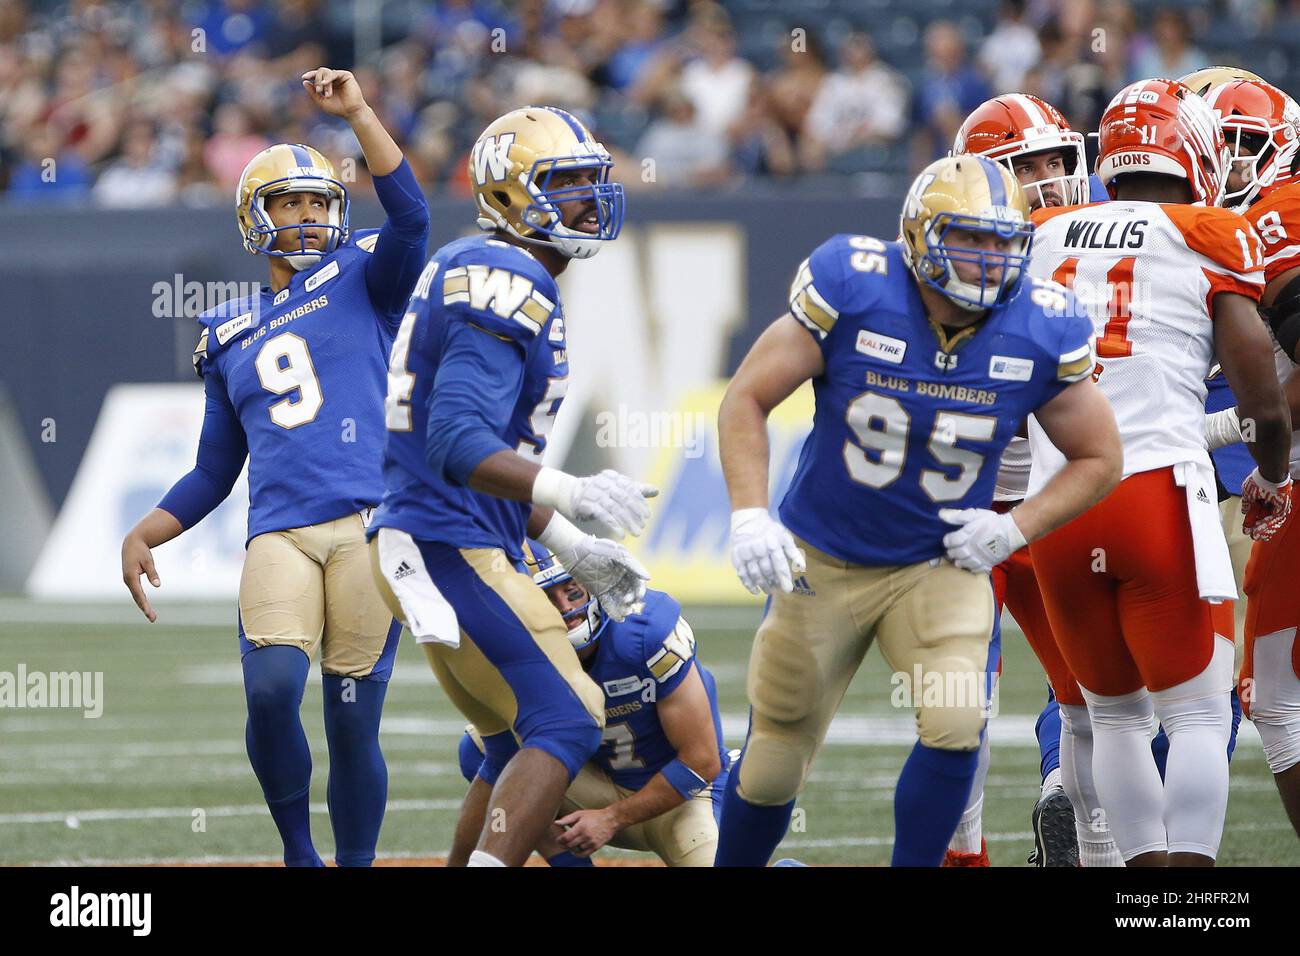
(988, 355, 1035, 381)
(855, 330, 907, 364)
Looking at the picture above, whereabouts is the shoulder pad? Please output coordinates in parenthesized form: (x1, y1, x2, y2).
(1162, 205, 1264, 278)
(442, 240, 559, 342)
(789, 234, 889, 339)
(353, 230, 380, 253)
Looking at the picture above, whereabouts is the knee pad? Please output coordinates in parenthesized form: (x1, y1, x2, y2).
(1081, 686, 1153, 735)
(458, 732, 486, 784)
(1058, 702, 1092, 738)
(523, 719, 601, 781)
(477, 729, 520, 786)
(736, 717, 816, 806)
(1254, 717, 1300, 774)
(917, 703, 987, 751)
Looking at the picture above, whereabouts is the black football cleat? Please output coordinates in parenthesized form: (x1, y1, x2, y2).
(1028, 787, 1079, 867)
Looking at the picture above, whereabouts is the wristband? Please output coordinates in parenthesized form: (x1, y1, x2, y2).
(661, 757, 710, 800)
(536, 510, 585, 553)
(532, 466, 576, 512)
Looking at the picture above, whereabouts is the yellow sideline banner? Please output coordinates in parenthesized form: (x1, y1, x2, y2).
(625, 380, 814, 605)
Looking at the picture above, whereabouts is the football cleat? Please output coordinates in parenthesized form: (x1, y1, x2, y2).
(899, 154, 1033, 313)
(468, 106, 624, 260)
(942, 838, 990, 867)
(1028, 786, 1079, 867)
(236, 143, 349, 271)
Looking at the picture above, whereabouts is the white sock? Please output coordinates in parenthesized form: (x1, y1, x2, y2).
(1152, 639, 1233, 859)
(467, 850, 506, 867)
(950, 795, 984, 853)
(1078, 833, 1125, 867)
(948, 732, 990, 853)
(1083, 687, 1166, 859)
(1041, 765, 1063, 798)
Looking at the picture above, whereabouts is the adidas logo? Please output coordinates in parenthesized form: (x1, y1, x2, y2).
(1196, 487, 1211, 504)
(792, 575, 816, 597)
(394, 560, 416, 580)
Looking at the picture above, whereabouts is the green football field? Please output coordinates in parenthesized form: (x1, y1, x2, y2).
(1, 596, 1296, 866)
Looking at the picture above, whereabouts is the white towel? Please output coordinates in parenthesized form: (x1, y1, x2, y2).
(375, 527, 461, 648)
(1172, 460, 1237, 603)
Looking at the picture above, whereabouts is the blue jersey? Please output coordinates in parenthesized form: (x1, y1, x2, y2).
(370, 235, 568, 564)
(781, 235, 1094, 566)
(583, 589, 727, 792)
(161, 160, 430, 542)
(193, 230, 404, 541)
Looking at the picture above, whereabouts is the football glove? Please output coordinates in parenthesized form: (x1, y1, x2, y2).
(1241, 468, 1293, 542)
(730, 508, 806, 595)
(533, 466, 658, 540)
(939, 507, 1028, 574)
(537, 513, 650, 622)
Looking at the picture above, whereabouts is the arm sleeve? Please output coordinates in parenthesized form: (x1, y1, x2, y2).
(364, 159, 431, 324)
(156, 372, 248, 530)
(425, 319, 527, 486)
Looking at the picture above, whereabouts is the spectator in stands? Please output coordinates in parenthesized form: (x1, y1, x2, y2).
(1130, 7, 1204, 81)
(5, 122, 92, 203)
(602, 0, 666, 93)
(93, 117, 177, 207)
(203, 101, 270, 190)
(910, 20, 992, 169)
(635, 87, 731, 189)
(979, 0, 1041, 92)
(766, 27, 829, 156)
(800, 31, 908, 173)
(643, 5, 753, 142)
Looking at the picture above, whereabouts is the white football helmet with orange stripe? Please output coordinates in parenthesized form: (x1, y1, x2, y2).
(953, 93, 1089, 208)
(1204, 79, 1300, 211)
(236, 142, 349, 271)
(1096, 78, 1229, 206)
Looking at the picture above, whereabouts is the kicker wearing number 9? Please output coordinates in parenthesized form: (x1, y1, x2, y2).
(119, 68, 430, 868)
(714, 154, 1122, 868)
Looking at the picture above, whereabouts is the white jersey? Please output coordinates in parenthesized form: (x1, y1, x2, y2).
(1025, 200, 1265, 494)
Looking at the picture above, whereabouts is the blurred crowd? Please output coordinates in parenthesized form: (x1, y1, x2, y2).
(0, 0, 1296, 206)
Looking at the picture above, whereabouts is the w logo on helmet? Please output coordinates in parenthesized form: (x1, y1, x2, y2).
(472, 133, 516, 185)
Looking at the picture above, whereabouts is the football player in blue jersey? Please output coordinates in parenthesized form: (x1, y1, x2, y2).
(120, 67, 429, 867)
(455, 543, 732, 866)
(367, 106, 658, 867)
(713, 154, 1124, 867)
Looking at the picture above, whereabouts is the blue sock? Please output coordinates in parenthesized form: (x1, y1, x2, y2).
(1153, 688, 1243, 782)
(713, 748, 795, 867)
(242, 645, 320, 867)
(322, 673, 389, 867)
(1036, 690, 1062, 781)
(546, 850, 594, 867)
(892, 741, 979, 867)
(1227, 688, 1242, 763)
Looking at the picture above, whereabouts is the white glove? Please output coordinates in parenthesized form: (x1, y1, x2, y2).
(730, 508, 806, 595)
(939, 508, 1028, 574)
(1241, 467, 1293, 542)
(1205, 407, 1243, 451)
(537, 513, 650, 622)
(533, 466, 659, 540)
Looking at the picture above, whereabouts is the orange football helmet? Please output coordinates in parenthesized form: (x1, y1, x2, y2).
(1204, 79, 1300, 210)
(953, 93, 1089, 208)
(1096, 78, 1229, 205)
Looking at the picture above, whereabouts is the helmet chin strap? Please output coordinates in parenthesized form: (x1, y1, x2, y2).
(283, 251, 323, 271)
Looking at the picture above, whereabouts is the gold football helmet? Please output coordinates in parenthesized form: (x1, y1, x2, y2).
(900, 154, 1033, 312)
(236, 143, 349, 271)
(1178, 65, 1265, 97)
(468, 106, 624, 260)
